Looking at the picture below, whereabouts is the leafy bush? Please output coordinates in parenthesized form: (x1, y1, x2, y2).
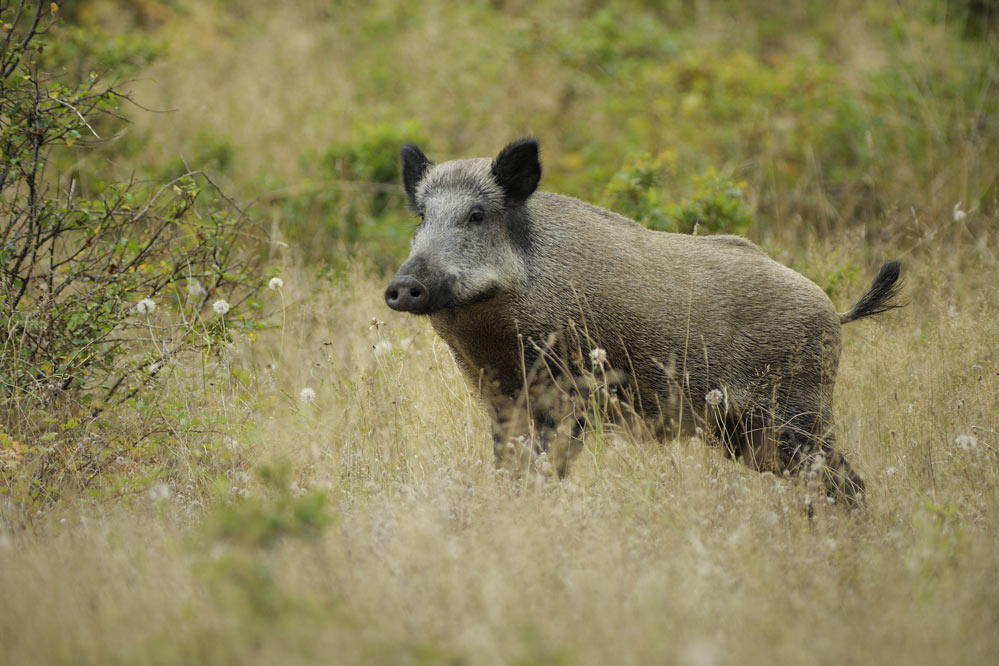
(602, 151, 754, 235)
(0, 2, 263, 511)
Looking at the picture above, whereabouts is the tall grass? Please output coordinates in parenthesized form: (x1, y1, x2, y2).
(1, 1, 998, 664)
(3, 230, 998, 664)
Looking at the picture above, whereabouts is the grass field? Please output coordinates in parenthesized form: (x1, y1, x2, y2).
(2, 1, 998, 664)
(3, 241, 998, 664)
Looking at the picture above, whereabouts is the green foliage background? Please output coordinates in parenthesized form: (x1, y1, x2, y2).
(120, 0, 996, 259)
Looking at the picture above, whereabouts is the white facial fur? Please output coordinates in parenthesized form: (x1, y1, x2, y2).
(408, 159, 528, 306)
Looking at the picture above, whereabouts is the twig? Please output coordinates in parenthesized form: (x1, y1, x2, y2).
(52, 97, 101, 138)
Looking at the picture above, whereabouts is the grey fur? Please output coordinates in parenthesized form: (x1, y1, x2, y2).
(386, 139, 903, 505)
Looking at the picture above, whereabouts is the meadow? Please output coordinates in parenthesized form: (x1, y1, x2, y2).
(1, 1, 997, 664)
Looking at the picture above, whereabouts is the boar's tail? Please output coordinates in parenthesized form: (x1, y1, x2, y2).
(839, 260, 904, 325)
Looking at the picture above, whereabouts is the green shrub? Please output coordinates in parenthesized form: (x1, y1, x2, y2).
(602, 151, 754, 235)
(0, 2, 263, 511)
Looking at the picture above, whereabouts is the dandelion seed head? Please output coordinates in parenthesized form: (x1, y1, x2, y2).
(268, 277, 284, 290)
(212, 299, 230, 315)
(705, 389, 723, 407)
(373, 340, 393, 357)
(953, 205, 967, 222)
(134, 297, 156, 315)
(955, 434, 978, 451)
(148, 482, 170, 502)
(187, 279, 205, 297)
(589, 347, 607, 367)
(299, 387, 316, 402)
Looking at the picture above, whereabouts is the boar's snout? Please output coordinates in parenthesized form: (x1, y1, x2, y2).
(385, 274, 430, 313)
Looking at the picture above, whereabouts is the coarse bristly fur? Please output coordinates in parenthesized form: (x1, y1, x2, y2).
(385, 138, 904, 506)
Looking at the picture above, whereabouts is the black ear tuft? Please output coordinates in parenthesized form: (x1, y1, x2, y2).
(492, 138, 541, 205)
(401, 143, 433, 210)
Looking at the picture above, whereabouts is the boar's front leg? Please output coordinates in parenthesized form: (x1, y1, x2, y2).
(488, 386, 586, 478)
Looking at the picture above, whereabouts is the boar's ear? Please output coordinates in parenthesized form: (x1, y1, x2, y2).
(401, 143, 433, 210)
(492, 138, 541, 205)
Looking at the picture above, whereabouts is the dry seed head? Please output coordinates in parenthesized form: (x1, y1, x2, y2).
(955, 434, 978, 451)
(134, 297, 156, 315)
(705, 389, 723, 407)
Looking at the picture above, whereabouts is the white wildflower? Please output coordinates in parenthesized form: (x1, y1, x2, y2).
(955, 434, 978, 452)
(134, 297, 156, 315)
(299, 387, 316, 402)
(589, 347, 607, 367)
(953, 204, 967, 222)
(148, 482, 170, 502)
(212, 299, 230, 315)
(373, 340, 393, 357)
(705, 389, 724, 407)
(268, 277, 284, 290)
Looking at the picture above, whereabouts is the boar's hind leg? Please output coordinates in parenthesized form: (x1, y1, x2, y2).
(775, 414, 866, 506)
(714, 407, 865, 506)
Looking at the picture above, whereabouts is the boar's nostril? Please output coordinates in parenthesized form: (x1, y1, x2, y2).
(385, 275, 429, 312)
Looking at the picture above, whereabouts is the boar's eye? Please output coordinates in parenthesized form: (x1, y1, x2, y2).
(468, 208, 485, 224)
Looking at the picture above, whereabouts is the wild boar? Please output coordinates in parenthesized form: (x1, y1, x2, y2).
(385, 138, 902, 504)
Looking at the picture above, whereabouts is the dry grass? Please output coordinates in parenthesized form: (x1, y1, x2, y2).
(2, 1, 998, 663)
(2, 230, 998, 665)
